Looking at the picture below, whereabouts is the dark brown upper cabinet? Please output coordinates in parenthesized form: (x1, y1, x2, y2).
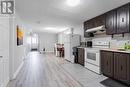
(84, 14, 105, 30)
(84, 3, 130, 36)
(106, 10, 117, 35)
(117, 3, 130, 34)
(94, 15, 105, 27)
(84, 14, 105, 37)
(105, 3, 130, 35)
(84, 22, 94, 38)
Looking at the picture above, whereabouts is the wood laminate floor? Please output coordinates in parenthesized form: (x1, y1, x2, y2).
(7, 52, 128, 87)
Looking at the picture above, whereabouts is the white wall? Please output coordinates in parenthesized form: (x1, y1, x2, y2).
(9, 14, 32, 80)
(58, 32, 64, 44)
(38, 32, 58, 52)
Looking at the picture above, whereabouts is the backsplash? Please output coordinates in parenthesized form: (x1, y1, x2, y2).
(84, 33, 130, 49)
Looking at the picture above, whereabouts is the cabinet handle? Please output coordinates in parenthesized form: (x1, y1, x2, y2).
(121, 66, 123, 71)
(122, 18, 124, 22)
(107, 61, 108, 66)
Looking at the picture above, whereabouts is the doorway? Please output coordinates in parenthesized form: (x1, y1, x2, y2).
(31, 33, 39, 51)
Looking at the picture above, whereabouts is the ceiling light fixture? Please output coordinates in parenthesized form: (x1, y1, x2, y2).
(44, 27, 68, 33)
(66, 0, 80, 7)
(45, 27, 57, 30)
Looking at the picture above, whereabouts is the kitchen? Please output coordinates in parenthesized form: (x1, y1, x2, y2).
(56, 2, 130, 86)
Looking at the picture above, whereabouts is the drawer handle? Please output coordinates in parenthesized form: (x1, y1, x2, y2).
(121, 66, 123, 71)
(107, 61, 108, 66)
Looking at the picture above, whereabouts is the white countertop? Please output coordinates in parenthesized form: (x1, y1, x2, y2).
(77, 46, 130, 53)
(101, 49, 130, 53)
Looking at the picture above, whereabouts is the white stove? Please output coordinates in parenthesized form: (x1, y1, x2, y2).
(84, 41, 110, 74)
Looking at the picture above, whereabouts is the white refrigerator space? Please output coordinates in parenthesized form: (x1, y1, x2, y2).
(64, 34, 80, 63)
(64, 43, 71, 62)
(71, 35, 80, 47)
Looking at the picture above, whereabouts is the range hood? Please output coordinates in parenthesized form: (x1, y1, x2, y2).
(86, 25, 105, 33)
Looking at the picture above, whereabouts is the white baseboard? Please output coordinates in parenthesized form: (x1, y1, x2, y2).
(1, 77, 10, 87)
(12, 61, 24, 80)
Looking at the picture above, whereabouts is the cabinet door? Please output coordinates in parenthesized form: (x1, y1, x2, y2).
(78, 48, 84, 66)
(95, 14, 105, 27)
(117, 4, 130, 34)
(100, 51, 114, 77)
(106, 10, 117, 35)
(84, 22, 90, 38)
(114, 53, 129, 84)
(84, 21, 94, 38)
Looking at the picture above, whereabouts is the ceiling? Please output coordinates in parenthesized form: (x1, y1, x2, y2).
(16, 0, 130, 33)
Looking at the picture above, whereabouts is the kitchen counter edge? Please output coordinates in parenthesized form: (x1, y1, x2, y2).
(100, 49, 130, 54)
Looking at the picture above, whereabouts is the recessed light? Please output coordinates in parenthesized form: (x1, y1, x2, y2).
(66, 0, 80, 7)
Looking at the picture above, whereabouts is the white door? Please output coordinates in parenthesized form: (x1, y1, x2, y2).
(0, 17, 9, 87)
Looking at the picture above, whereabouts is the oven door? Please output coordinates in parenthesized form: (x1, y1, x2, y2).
(86, 51, 100, 66)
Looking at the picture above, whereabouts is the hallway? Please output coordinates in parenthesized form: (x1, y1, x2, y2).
(7, 52, 127, 87)
(7, 52, 82, 87)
